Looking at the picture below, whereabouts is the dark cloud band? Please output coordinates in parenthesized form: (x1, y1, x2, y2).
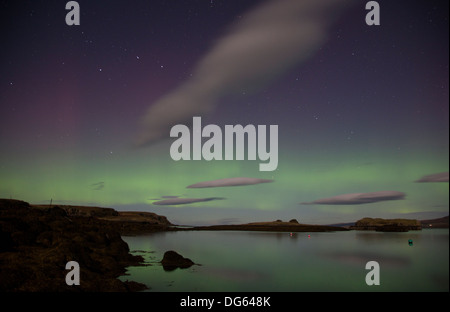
(301, 191, 406, 205)
(415, 172, 449, 183)
(152, 197, 225, 206)
(187, 177, 273, 188)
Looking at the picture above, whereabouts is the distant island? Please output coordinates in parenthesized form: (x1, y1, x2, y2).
(350, 217, 422, 232)
(420, 216, 449, 229)
(187, 219, 349, 232)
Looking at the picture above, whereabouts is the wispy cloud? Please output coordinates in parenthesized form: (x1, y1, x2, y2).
(90, 181, 105, 191)
(301, 191, 406, 205)
(415, 172, 449, 183)
(152, 197, 225, 206)
(187, 177, 273, 188)
(135, 0, 354, 146)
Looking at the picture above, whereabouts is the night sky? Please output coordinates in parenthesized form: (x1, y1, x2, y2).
(1, 0, 448, 225)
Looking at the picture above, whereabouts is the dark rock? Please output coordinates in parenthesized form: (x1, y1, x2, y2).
(30, 206, 173, 235)
(0, 199, 30, 211)
(0, 199, 147, 292)
(56, 205, 119, 218)
(0, 228, 14, 251)
(46, 206, 68, 217)
(160, 250, 194, 271)
(123, 280, 150, 292)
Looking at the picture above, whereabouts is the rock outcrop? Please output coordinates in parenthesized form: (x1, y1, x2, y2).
(99, 211, 173, 235)
(0, 199, 147, 291)
(160, 250, 195, 271)
(33, 204, 173, 235)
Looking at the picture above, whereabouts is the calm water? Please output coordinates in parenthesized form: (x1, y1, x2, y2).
(120, 229, 449, 292)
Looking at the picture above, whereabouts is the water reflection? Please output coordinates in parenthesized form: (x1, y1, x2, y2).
(121, 229, 449, 292)
(201, 267, 267, 282)
(355, 231, 422, 243)
(319, 251, 411, 268)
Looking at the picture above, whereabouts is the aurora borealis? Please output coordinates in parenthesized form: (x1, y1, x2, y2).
(0, 0, 448, 225)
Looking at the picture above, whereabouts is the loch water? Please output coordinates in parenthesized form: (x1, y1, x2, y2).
(120, 229, 449, 292)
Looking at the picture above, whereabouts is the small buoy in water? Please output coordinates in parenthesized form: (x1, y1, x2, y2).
(307, 234, 311, 238)
(289, 232, 293, 237)
(408, 239, 413, 246)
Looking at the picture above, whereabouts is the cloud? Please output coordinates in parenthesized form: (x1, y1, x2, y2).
(135, 0, 354, 146)
(187, 177, 273, 188)
(90, 182, 105, 191)
(152, 197, 225, 206)
(415, 172, 449, 183)
(301, 191, 406, 205)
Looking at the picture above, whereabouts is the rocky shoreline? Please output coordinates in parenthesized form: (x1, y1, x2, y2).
(0, 199, 162, 291)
